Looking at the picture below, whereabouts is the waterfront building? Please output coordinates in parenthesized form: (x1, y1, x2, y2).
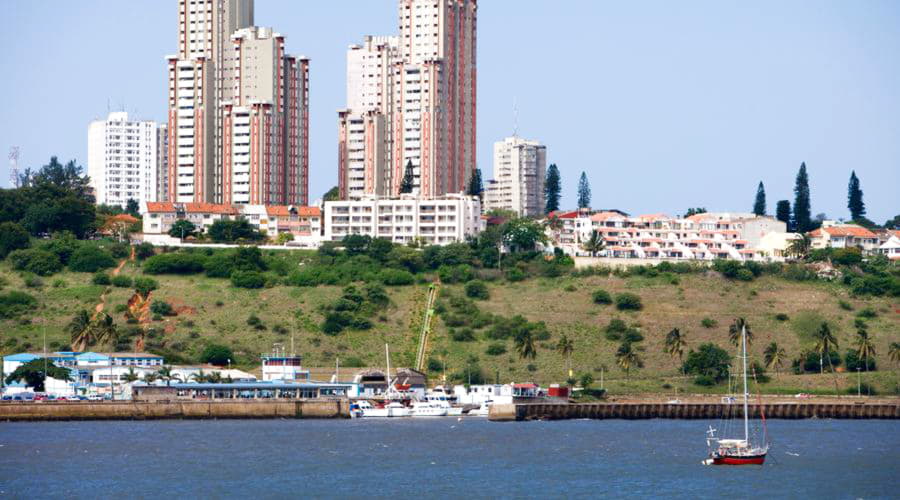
(484, 136, 547, 217)
(133, 380, 358, 401)
(2, 352, 164, 378)
(322, 193, 482, 245)
(87, 112, 163, 208)
(338, 0, 477, 199)
(261, 354, 310, 381)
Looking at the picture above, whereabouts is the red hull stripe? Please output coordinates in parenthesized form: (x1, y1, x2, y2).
(713, 455, 766, 465)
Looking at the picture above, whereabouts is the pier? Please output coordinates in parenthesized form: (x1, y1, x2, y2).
(488, 401, 900, 421)
(0, 399, 350, 421)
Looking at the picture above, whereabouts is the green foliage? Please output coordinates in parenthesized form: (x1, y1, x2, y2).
(502, 217, 548, 252)
(467, 168, 483, 198)
(207, 218, 265, 243)
(682, 343, 731, 382)
(700, 317, 717, 328)
(323, 186, 340, 202)
(4, 359, 72, 392)
(39, 232, 80, 264)
(135, 242, 155, 260)
(614, 292, 643, 311)
(92, 272, 111, 285)
(0, 222, 30, 259)
(451, 328, 476, 342)
(109, 242, 130, 259)
(505, 268, 526, 282)
(485, 343, 507, 356)
(426, 358, 443, 372)
(847, 170, 865, 220)
(797, 350, 841, 373)
(438, 264, 474, 283)
(604, 318, 629, 341)
(577, 171, 591, 209)
(465, 280, 490, 300)
(8, 248, 63, 276)
(168, 219, 198, 239)
(844, 349, 876, 372)
(592, 289, 612, 305)
(231, 270, 265, 289)
(753, 181, 766, 216)
(856, 308, 877, 319)
(775, 200, 791, 228)
(838, 300, 853, 311)
(544, 164, 561, 214)
(68, 245, 116, 272)
(793, 162, 812, 232)
(133, 277, 159, 298)
(774, 313, 789, 322)
(683, 207, 707, 218)
(379, 268, 415, 286)
(111, 275, 133, 288)
(143, 253, 206, 275)
(0, 291, 38, 319)
(200, 344, 234, 366)
(713, 259, 755, 281)
(150, 301, 176, 316)
(7, 157, 97, 238)
(399, 159, 415, 194)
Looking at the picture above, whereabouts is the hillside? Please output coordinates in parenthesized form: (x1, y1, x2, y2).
(2, 252, 898, 396)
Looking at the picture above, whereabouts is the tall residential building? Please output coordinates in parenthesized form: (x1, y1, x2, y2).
(484, 136, 546, 217)
(156, 124, 169, 201)
(165, 0, 308, 205)
(339, 0, 477, 200)
(87, 112, 160, 208)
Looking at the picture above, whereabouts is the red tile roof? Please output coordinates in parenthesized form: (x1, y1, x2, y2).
(183, 203, 238, 215)
(265, 205, 321, 217)
(145, 202, 176, 213)
(821, 225, 877, 238)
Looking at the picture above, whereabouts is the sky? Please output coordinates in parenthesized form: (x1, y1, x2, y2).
(2, 0, 898, 222)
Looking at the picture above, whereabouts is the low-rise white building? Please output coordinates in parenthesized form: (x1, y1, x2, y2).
(141, 202, 322, 243)
(878, 233, 900, 261)
(323, 193, 482, 245)
(808, 223, 880, 251)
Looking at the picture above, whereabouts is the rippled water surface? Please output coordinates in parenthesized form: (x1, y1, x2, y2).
(1, 419, 898, 498)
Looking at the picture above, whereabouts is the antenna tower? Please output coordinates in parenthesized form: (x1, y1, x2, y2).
(8, 147, 20, 188)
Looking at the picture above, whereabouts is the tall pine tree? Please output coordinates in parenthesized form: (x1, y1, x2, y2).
(399, 159, 415, 194)
(792, 162, 811, 232)
(577, 172, 591, 209)
(753, 181, 766, 216)
(544, 164, 561, 214)
(847, 170, 865, 221)
(467, 168, 483, 198)
(776, 200, 791, 229)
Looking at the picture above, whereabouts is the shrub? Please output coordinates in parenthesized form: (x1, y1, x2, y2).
(109, 242, 130, 259)
(564, 284, 577, 292)
(847, 382, 877, 396)
(68, 246, 116, 272)
(451, 328, 476, 342)
(700, 317, 717, 328)
(735, 268, 754, 281)
(465, 280, 490, 300)
(485, 343, 507, 356)
(0, 291, 38, 319)
(838, 300, 854, 311)
(844, 349, 876, 372)
(133, 277, 159, 297)
(0, 222, 30, 259)
(52, 278, 66, 288)
(527, 363, 538, 372)
(856, 308, 878, 319)
(682, 343, 731, 382)
(774, 313, 789, 322)
(231, 270, 265, 289)
(426, 358, 443, 372)
(143, 253, 206, 275)
(343, 357, 365, 368)
(831, 247, 862, 266)
(694, 375, 716, 386)
(623, 329, 644, 343)
(505, 268, 526, 282)
(800, 350, 842, 373)
(150, 301, 176, 316)
(592, 289, 612, 305)
(8, 249, 63, 276)
(135, 242, 155, 260)
(111, 275, 133, 288)
(200, 344, 234, 366)
(615, 292, 643, 311)
(379, 268, 415, 286)
(92, 272, 112, 285)
(438, 264, 474, 283)
(782, 264, 817, 281)
(23, 275, 43, 288)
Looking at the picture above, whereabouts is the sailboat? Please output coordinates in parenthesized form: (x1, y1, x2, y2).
(703, 324, 769, 465)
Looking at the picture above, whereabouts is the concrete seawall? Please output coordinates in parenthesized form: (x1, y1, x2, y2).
(0, 399, 350, 421)
(489, 402, 900, 421)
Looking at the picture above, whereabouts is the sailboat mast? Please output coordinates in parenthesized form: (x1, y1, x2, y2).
(742, 324, 749, 443)
(385, 343, 391, 397)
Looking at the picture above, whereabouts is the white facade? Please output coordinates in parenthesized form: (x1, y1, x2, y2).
(324, 193, 481, 245)
(485, 136, 546, 217)
(88, 112, 160, 208)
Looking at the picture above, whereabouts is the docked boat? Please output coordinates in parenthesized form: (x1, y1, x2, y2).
(703, 322, 769, 465)
(423, 389, 464, 416)
(354, 400, 411, 418)
(467, 401, 491, 417)
(410, 401, 448, 417)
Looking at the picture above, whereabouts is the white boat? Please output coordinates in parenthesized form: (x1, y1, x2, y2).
(355, 400, 411, 418)
(423, 391, 464, 416)
(410, 401, 448, 417)
(467, 401, 491, 417)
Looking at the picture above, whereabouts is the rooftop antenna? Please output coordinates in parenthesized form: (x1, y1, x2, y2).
(512, 97, 519, 137)
(8, 147, 20, 188)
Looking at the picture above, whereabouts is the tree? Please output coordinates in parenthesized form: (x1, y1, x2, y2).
(168, 220, 197, 239)
(68, 245, 116, 272)
(399, 159, 415, 194)
(776, 200, 791, 229)
(763, 342, 786, 374)
(514, 329, 537, 360)
(191, 369, 210, 383)
(682, 343, 731, 383)
(467, 168, 483, 199)
(67, 310, 94, 351)
(786, 234, 812, 260)
(4, 359, 72, 392)
(0, 222, 31, 259)
(502, 218, 547, 252)
(544, 164, 561, 214)
(728, 317, 753, 347)
(683, 207, 707, 218)
(156, 366, 180, 386)
(615, 341, 643, 378)
(143, 372, 159, 384)
(753, 181, 766, 216)
(664, 328, 687, 373)
(206, 218, 264, 243)
(556, 334, 575, 376)
(847, 170, 866, 221)
(813, 322, 840, 393)
(581, 230, 604, 257)
(200, 344, 234, 366)
(854, 326, 876, 373)
(884, 215, 900, 230)
(125, 198, 140, 217)
(890, 342, 900, 365)
(792, 162, 812, 233)
(122, 367, 140, 383)
(323, 186, 340, 201)
(576, 172, 591, 209)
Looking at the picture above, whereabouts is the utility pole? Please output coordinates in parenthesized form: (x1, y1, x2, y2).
(857, 367, 861, 397)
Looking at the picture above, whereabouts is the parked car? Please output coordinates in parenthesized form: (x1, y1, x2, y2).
(87, 395, 103, 401)
(1, 395, 12, 401)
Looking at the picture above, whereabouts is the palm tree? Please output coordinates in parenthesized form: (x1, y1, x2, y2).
(556, 335, 574, 377)
(208, 371, 224, 384)
(93, 313, 118, 347)
(813, 322, 840, 394)
(728, 318, 753, 348)
(763, 342, 786, 374)
(854, 327, 876, 373)
(67, 310, 94, 351)
(786, 234, 812, 260)
(515, 330, 537, 361)
(191, 369, 209, 383)
(122, 367, 140, 383)
(615, 342, 643, 379)
(581, 230, 605, 257)
(890, 342, 900, 365)
(664, 328, 687, 374)
(157, 365, 178, 386)
(143, 372, 159, 384)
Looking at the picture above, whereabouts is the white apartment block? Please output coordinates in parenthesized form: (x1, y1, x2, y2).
(484, 136, 546, 217)
(339, 0, 477, 199)
(87, 112, 161, 208)
(323, 193, 481, 245)
(547, 211, 789, 261)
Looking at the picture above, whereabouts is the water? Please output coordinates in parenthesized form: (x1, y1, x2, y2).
(1, 419, 897, 499)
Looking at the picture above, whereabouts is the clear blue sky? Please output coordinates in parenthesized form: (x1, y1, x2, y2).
(3, 1, 898, 222)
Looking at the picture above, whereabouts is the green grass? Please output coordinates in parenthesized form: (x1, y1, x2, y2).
(1, 263, 898, 395)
